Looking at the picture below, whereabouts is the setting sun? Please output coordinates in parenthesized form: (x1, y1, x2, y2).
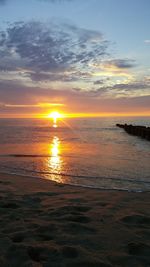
(47, 111, 64, 126)
(0, 1, 150, 266)
(48, 111, 62, 120)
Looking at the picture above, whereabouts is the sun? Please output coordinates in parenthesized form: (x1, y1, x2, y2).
(47, 111, 64, 124)
(49, 111, 62, 120)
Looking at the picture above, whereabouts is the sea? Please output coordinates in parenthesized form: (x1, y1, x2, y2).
(0, 117, 150, 192)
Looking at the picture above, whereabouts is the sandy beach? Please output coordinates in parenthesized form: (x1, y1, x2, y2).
(0, 172, 150, 267)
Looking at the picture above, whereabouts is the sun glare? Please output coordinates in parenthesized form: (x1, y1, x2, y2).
(47, 111, 64, 126)
(48, 111, 62, 119)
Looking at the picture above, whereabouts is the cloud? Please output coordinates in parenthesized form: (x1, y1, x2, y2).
(0, 20, 108, 83)
(0, 79, 150, 115)
(1, 20, 136, 86)
(23, 70, 92, 83)
(0, 19, 147, 116)
(93, 78, 109, 85)
(99, 59, 136, 74)
(93, 59, 136, 70)
(104, 59, 136, 69)
(113, 78, 150, 92)
(92, 59, 136, 78)
(93, 79, 150, 98)
(144, 40, 150, 44)
(0, 79, 66, 106)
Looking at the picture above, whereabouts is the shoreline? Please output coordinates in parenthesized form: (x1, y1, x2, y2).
(0, 170, 149, 193)
(0, 171, 150, 266)
(0, 171, 125, 195)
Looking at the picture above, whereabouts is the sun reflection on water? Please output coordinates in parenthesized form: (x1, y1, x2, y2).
(53, 123, 57, 128)
(47, 136, 63, 182)
(50, 136, 60, 170)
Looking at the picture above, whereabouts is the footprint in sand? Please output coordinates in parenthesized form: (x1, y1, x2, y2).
(0, 181, 11, 185)
(63, 214, 91, 223)
(66, 259, 112, 267)
(127, 242, 150, 257)
(35, 223, 57, 241)
(27, 245, 60, 263)
(1, 202, 19, 209)
(120, 214, 150, 228)
(48, 205, 91, 222)
(63, 222, 96, 235)
(50, 205, 91, 215)
(62, 246, 78, 258)
(11, 232, 25, 243)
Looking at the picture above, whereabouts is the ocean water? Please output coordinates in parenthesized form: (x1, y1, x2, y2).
(0, 117, 150, 192)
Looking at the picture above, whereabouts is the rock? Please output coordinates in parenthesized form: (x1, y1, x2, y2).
(116, 124, 150, 141)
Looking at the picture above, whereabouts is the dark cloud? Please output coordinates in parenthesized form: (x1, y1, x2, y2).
(0, 21, 108, 82)
(91, 80, 150, 98)
(93, 79, 109, 85)
(24, 70, 91, 82)
(94, 80, 104, 85)
(103, 59, 136, 69)
(108, 81, 150, 91)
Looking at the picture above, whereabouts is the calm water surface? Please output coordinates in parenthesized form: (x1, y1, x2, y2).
(0, 117, 150, 191)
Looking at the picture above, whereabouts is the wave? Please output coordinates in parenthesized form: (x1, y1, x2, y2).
(0, 154, 50, 158)
(0, 153, 83, 159)
(0, 163, 150, 186)
(0, 168, 148, 193)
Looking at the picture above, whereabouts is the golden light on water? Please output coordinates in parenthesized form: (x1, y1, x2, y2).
(51, 136, 60, 158)
(47, 136, 63, 183)
(50, 136, 61, 170)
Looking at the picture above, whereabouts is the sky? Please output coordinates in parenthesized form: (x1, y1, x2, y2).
(0, 0, 150, 117)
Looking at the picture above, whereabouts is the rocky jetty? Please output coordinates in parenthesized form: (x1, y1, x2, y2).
(116, 124, 150, 141)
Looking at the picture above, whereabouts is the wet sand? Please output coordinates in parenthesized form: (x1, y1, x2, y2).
(0, 172, 150, 267)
